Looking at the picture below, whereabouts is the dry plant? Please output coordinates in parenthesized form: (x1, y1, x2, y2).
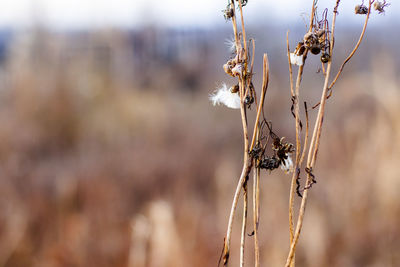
(210, 0, 389, 266)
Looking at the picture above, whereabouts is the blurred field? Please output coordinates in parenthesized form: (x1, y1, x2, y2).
(0, 24, 399, 267)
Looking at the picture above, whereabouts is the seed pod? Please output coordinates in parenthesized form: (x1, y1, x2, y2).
(223, 7, 234, 20)
(244, 95, 254, 105)
(355, 4, 368, 14)
(310, 45, 321, 55)
(320, 53, 330, 63)
(374, 1, 389, 14)
(223, 63, 233, 76)
(230, 84, 239, 93)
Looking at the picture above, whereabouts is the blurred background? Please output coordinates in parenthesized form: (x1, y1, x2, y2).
(0, 0, 399, 266)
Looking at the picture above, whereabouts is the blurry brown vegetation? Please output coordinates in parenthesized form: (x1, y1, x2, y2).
(0, 24, 399, 267)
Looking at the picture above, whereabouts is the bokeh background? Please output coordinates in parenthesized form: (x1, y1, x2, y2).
(0, 0, 399, 266)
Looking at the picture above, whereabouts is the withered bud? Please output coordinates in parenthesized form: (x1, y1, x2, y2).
(230, 84, 239, 93)
(227, 58, 236, 66)
(223, 63, 234, 77)
(244, 95, 254, 105)
(303, 32, 318, 48)
(231, 64, 244, 77)
(355, 4, 368, 14)
(310, 45, 321, 55)
(374, 1, 390, 14)
(320, 53, 330, 63)
(223, 7, 234, 20)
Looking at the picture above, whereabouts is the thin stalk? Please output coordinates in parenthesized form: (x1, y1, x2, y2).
(253, 165, 260, 267)
(240, 180, 248, 267)
(287, 60, 306, 267)
(313, 0, 373, 109)
(287, 31, 294, 97)
(238, 1, 248, 62)
(300, 102, 310, 165)
(229, 0, 240, 51)
(223, 77, 251, 265)
(284, 2, 341, 267)
(250, 55, 269, 150)
(328, 0, 373, 90)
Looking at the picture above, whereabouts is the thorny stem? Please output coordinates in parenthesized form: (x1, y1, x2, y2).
(285, 1, 341, 267)
(240, 179, 248, 267)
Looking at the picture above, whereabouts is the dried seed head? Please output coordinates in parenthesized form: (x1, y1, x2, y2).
(310, 45, 321, 55)
(244, 95, 254, 106)
(355, 4, 368, 14)
(320, 52, 330, 63)
(223, 63, 233, 76)
(374, 1, 390, 14)
(230, 84, 239, 93)
(231, 64, 244, 77)
(303, 32, 318, 48)
(223, 6, 234, 20)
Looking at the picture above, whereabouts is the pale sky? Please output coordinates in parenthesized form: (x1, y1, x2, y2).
(0, 0, 397, 29)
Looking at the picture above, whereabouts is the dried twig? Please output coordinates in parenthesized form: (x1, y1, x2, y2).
(285, 2, 341, 266)
(252, 165, 261, 267)
(313, 0, 374, 108)
(240, 177, 248, 267)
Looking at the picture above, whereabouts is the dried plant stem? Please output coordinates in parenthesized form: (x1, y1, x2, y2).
(308, 0, 318, 32)
(286, 31, 294, 97)
(240, 180, 248, 267)
(313, 0, 373, 109)
(284, 62, 333, 267)
(229, 0, 240, 50)
(285, 2, 340, 267)
(223, 54, 270, 265)
(238, 1, 248, 61)
(222, 2, 253, 264)
(252, 165, 260, 267)
(223, 78, 250, 264)
(328, 0, 373, 90)
(223, 153, 251, 265)
(300, 102, 310, 164)
(287, 62, 305, 267)
(250, 55, 269, 150)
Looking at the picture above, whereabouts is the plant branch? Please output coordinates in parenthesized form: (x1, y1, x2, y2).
(284, 2, 341, 267)
(253, 164, 260, 267)
(240, 178, 248, 267)
(328, 0, 373, 90)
